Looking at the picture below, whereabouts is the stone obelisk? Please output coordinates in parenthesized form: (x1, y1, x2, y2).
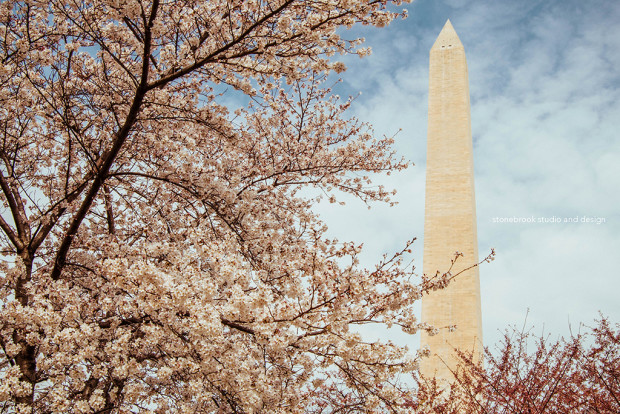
(420, 20, 482, 382)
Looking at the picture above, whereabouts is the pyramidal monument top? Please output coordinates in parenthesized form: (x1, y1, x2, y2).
(431, 19, 463, 51)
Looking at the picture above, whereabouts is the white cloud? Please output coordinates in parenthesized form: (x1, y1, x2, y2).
(321, 0, 620, 349)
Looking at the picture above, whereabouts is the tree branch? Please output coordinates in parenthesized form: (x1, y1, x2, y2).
(146, 0, 295, 90)
(0, 212, 22, 251)
(50, 0, 160, 280)
(0, 170, 27, 250)
(221, 317, 255, 335)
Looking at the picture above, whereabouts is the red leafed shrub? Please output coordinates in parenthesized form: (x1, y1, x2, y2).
(416, 316, 620, 413)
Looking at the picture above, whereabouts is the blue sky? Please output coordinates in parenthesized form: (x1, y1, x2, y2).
(316, 0, 620, 348)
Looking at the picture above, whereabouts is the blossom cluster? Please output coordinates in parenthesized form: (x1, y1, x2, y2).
(0, 1, 433, 412)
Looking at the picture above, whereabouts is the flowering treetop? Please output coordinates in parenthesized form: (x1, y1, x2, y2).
(0, 1, 482, 413)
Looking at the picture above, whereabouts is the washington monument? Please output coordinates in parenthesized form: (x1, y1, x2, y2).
(420, 20, 483, 381)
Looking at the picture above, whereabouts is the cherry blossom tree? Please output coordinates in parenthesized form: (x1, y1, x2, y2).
(0, 0, 443, 412)
(413, 317, 620, 413)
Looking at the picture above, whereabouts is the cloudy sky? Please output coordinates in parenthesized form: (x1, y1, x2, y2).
(315, 0, 620, 349)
